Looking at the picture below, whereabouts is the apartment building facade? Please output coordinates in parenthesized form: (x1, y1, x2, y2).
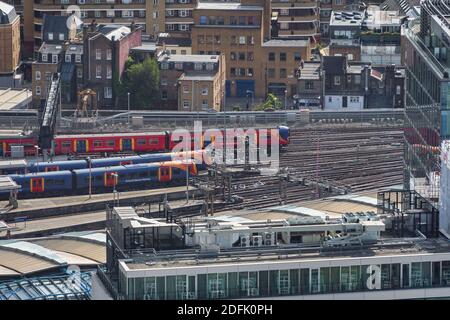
(0, 1, 21, 83)
(271, 0, 320, 39)
(158, 52, 226, 111)
(83, 24, 142, 108)
(15, 0, 146, 57)
(191, 0, 310, 102)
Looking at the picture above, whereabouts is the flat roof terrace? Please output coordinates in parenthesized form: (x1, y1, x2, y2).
(122, 236, 450, 271)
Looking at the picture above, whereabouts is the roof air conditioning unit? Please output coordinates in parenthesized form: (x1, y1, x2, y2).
(240, 235, 250, 247)
(252, 235, 263, 247)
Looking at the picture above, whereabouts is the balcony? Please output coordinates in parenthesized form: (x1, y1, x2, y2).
(272, 0, 318, 9)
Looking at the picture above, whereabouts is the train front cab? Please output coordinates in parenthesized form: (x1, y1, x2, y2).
(278, 126, 290, 146)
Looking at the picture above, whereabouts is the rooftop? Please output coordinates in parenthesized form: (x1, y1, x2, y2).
(38, 43, 64, 55)
(262, 39, 310, 47)
(331, 11, 365, 27)
(298, 62, 321, 80)
(0, 231, 105, 278)
(122, 236, 450, 271)
(158, 53, 219, 63)
(0, 88, 32, 110)
(196, 2, 263, 11)
(98, 25, 132, 41)
(0, 1, 17, 25)
(365, 8, 406, 26)
(179, 73, 217, 81)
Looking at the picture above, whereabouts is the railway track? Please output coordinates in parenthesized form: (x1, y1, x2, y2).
(218, 125, 404, 211)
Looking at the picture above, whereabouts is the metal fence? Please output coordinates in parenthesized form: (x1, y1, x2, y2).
(57, 109, 404, 133)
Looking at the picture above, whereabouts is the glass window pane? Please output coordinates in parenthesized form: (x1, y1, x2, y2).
(300, 269, 310, 294)
(432, 262, 441, 286)
(392, 264, 401, 289)
(290, 269, 299, 295)
(197, 274, 207, 299)
(442, 261, 450, 285)
(156, 277, 165, 300)
(422, 262, 431, 287)
(311, 269, 319, 293)
(402, 264, 410, 288)
(320, 267, 330, 293)
(279, 270, 289, 295)
(228, 272, 238, 298)
(259, 271, 269, 297)
(331, 267, 340, 293)
(269, 270, 278, 296)
(166, 276, 176, 300)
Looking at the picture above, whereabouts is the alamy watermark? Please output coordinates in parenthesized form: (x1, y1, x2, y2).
(170, 121, 280, 176)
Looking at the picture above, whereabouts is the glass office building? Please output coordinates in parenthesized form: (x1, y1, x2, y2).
(402, 0, 450, 202)
(117, 250, 450, 300)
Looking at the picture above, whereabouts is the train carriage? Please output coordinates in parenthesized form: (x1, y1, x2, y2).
(53, 132, 168, 155)
(8, 171, 73, 195)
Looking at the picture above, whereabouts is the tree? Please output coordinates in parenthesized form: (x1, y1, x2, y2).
(254, 94, 282, 111)
(118, 57, 160, 109)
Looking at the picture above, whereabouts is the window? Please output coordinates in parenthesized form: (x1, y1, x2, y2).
(280, 53, 287, 62)
(294, 52, 302, 61)
(48, 33, 53, 41)
(396, 85, 401, 95)
(161, 91, 167, 100)
(35, 71, 41, 81)
(96, 65, 102, 79)
(96, 49, 102, 60)
(239, 52, 245, 61)
(334, 76, 341, 85)
(268, 52, 275, 61)
(201, 88, 208, 96)
(183, 100, 190, 109)
(107, 65, 112, 79)
(202, 99, 208, 109)
(107, 49, 112, 61)
(239, 36, 246, 45)
(104, 87, 112, 99)
(230, 52, 236, 60)
(247, 52, 254, 61)
(65, 54, 71, 63)
(52, 54, 58, 63)
(268, 68, 275, 78)
(279, 68, 287, 78)
(36, 86, 41, 96)
(183, 86, 189, 94)
(305, 81, 314, 90)
(75, 54, 81, 63)
(247, 68, 253, 77)
(354, 75, 361, 85)
(59, 33, 65, 41)
(42, 54, 48, 62)
(77, 69, 83, 78)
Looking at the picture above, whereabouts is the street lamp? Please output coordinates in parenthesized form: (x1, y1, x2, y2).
(112, 173, 119, 206)
(186, 161, 189, 204)
(246, 90, 254, 111)
(34, 145, 40, 172)
(127, 92, 131, 127)
(284, 90, 288, 110)
(87, 156, 92, 199)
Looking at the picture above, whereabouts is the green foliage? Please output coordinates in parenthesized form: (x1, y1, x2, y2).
(118, 57, 160, 109)
(254, 94, 282, 111)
